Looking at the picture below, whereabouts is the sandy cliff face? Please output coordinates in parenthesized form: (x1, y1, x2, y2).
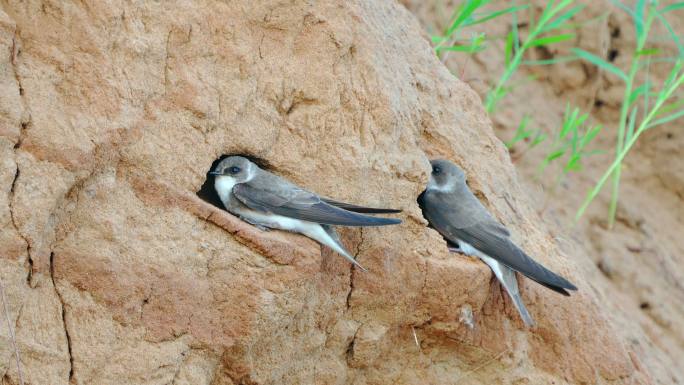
(0, 1, 651, 384)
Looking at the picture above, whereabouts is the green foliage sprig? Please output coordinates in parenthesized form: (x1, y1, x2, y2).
(432, 1, 527, 56)
(430, 0, 684, 226)
(574, 0, 684, 225)
(539, 105, 603, 177)
(486, 0, 584, 112)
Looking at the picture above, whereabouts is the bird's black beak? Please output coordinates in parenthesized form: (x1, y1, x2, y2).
(208, 171, 221, 176)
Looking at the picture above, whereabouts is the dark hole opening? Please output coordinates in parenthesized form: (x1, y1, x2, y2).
(534, 45, 554, 61)
(611, 27, 621, 38)
(607, 49, 619, 62)
(417, 190, 429, 224)
(196, 154, 272, 210)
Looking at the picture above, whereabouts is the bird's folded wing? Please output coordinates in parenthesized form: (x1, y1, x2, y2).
(452, 220, 577, 294)
(321, 197, 402, 214)
(232, 183, 401, 226)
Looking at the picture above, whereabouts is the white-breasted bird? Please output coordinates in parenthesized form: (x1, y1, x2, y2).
(418, 159, 577, 326)
(210, 156, 402, 271)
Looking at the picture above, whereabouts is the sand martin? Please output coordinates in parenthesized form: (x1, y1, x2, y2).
(209, 156, 402, 271)
(418, 159, 577, 326)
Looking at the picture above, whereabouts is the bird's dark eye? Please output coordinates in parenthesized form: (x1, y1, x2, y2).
(228, 166, 241, 174)
(432, 166, 441, 175)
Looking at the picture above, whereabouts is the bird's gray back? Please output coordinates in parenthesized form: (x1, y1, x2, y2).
(244, 168, 322, 208)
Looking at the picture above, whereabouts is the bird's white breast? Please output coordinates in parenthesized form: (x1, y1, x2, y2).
(241, 210, 313, 232)
(214, 176, 237, 204)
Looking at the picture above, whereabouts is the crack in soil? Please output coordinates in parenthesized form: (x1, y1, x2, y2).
(346, 228, 365, 311)
(8, 167, 33, 284)
(8, 23, 34, 285)
(50, 252, 74, 383)
(345, 322, 361, 366)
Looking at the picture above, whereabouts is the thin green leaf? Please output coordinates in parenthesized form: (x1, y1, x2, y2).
(543, 5, 585, 31)
(440, 44, 486, 53)
(634, 0, 647, 40)
(582, 125, 603, 146)
(505, 31, 514, 67)
(661, 62, 683, 91)
(626, 107, 638, 143)
(531, 132, 547, 146)
(572, 48, 628, 81)
(463, 5, 529, 27)
(660, 3, 684, 13)
(447, 0, 485, 35)
(431, 35, 446, 44)
(518, 114, 531, 130)
(565, 154, 579, 167)
(560, 103, 572, 139)
(505, 115, 532, 148)
(575, 113, 588, 127)
(647, 108, 684, 128)
(560, 108, 579, 138)
(564, 155, 582, 172)
(628, 82, 650, 105)
(546, 0, 575, 22)
(656, 98, 684, 116)
(435, 32, 487, 53)
(546, 149, 566, 162)
(539, 0, 557, 23)
(609, 0, 635, 16)
(635, 48, 660, 56)
(570, 126, 579, 153)
(529, 33, 575, 47)
(654, 11, 684, 58)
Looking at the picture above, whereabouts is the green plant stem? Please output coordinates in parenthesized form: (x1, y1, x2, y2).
(485, 19, 547, 113)
(485, 2, 569, 112)
(607, 6, 654, 227)
(608, 53, 638, 227)
(486, 39, 525, 112)
(577, 67, 684, 222)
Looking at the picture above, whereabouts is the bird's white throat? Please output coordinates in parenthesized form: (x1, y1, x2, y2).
(214, 175, 237, 203)
(427, 178, 456, 193)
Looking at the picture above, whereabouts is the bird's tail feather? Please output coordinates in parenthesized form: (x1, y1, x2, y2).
(306, 225, 367, 272)
(479, 254, 535, 327)
(499, 268, 535, 327)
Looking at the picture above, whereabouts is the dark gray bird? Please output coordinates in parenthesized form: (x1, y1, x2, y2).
(209, 156, 402, 271)
(418, 159, 577, 326)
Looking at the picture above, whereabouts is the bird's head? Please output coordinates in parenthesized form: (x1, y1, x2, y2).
(427, 159, 466, 192)
(209, 156, 256, 185)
